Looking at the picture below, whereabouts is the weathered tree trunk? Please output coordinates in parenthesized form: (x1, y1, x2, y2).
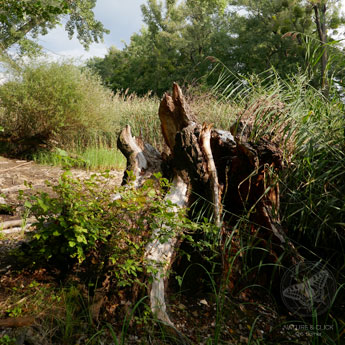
(313, 3, 329, 97)
(117, 83, 303, 326)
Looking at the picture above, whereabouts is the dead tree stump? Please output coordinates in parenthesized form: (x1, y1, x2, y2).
(117, 83, 303, 326)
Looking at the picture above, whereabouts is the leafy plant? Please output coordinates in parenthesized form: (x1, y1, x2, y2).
(5, 306, 22, 318)
(0, 335, 16, 345)
(23, 171, 197, 291)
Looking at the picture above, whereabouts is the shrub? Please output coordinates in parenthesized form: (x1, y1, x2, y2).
(0, 61, 117, 151)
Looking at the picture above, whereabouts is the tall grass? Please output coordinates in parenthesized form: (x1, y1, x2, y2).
(0, 60, 236, 165)
(32, 146, 126, 170)
(110, 87, 238, 150)
(211, 67, 345, 263)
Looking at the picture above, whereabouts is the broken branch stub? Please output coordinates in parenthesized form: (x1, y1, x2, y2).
(117, 125, 162, 187)
(159, 83, 195, 152)
(199, 123, 223, 227)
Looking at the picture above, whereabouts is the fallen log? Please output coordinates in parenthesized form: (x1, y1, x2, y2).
(117, 83, 303, 326)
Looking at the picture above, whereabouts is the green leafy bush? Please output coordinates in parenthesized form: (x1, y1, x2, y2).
(0, 62, 117, 149)
(24, 171, 196, 287)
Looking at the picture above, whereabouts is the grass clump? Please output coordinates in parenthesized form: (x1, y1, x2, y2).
(213, 68, 345, 275)
(32, 145, 126, 170)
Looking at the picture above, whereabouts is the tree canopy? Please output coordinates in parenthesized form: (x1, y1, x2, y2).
(87, 0, 345, 96)
(0, 0, 108, 52)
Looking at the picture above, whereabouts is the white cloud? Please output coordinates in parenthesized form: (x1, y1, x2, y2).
(0, 72, 8, 85)
(36, 0, 146, 61)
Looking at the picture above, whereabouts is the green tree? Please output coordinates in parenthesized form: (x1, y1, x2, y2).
(87, 0, 345, 95)
(225, 0, 314, 75)
(227, 0, 345, 91)
(88, 0, 227, 95)
(0, 0, 108, 52)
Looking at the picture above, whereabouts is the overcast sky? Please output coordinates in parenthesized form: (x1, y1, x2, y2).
(37, 0, 146, 61)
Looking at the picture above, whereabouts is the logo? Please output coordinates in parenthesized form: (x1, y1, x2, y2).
(280, 261, 336, 317)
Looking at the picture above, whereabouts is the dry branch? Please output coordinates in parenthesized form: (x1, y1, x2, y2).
(0, 218, 36, 230)
(199, 123, 222, 227)
(145, 174, 189, 325)
(117, 125, 162, 187)
(0, 317, 36, 328)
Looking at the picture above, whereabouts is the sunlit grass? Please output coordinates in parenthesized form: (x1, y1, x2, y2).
(32, 146, 126, 171)
(78, 147, 126, 170)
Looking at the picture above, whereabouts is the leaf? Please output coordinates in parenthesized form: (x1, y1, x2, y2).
(24, 200, 32, 208)
(68, 241, 76, 247)
(76, 235, 87, 244)
(37, 198, 49, 212)
(147, 189, 156, 198)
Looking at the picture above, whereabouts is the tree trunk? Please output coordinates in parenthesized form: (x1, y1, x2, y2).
(313, 3, 329, 97)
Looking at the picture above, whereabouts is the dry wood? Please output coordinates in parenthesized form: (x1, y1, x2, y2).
(0, 316, 36, 328)
(145, 174, 188, 325)
(159, 83, 195, 152)
(199, 123, 222, 227)
(1, 226, 34, 234)
(0, 218, 36, 230)
(0, 161, 33, 173)
(117, 82, 304, 327)
(117, 125, 162, 187)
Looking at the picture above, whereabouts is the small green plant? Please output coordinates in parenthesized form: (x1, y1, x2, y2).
(0, 335, 16, 345)
(6, 306, 22, 318)
(25, 170, 113, 263)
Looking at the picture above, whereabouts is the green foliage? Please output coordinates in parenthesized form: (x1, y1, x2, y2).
(87, 0, 227, 95)
(0, 335, 16, 345)
(25, 171, 113, 263)
(32, 145, 126, 170)
(0, 61, 234, 158)
(0, 61, 118, 151)
(88, 0, 345, 96)
(0, 0, 108, 53)
(5, 306, 22, 318)
(24, 171, 197, 289)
